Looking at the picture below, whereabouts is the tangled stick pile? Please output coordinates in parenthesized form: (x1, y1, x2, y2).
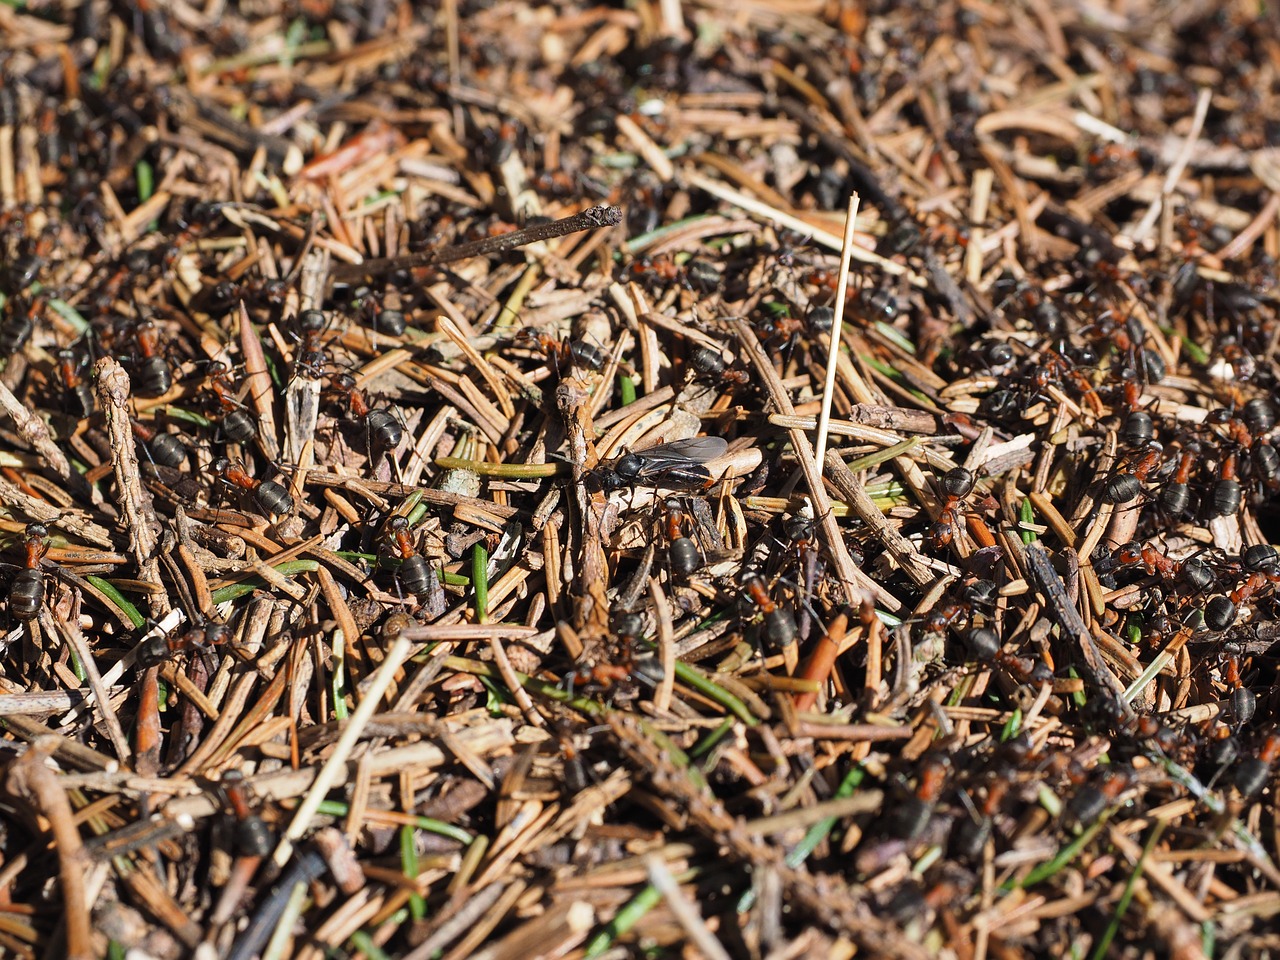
(2, 2, 1280, 957)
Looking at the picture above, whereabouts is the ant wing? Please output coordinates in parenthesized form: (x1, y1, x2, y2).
(627, 437, 729, 474)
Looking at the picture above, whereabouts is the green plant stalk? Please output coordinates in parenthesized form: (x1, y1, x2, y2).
(583, 869, 701, 958)
(1008, 819, 1106, 890)
(843, 438, 920, 473)
(1092, 821, 1164, 960)
(135, 160, 154, 202)
(400, 824, 427, 921)
(473, 543, 489, 624)
(261, 878, 310, 960)
(1020, 497, 1038, 544)
(163, 405, 213, 428)
(688, 716, 736, 760)
(788, 765, 864, 868)
(673, 661, 760, 726)
(623, 213, 716, 254)
(346, 931, 392, 960)
(312, 799, 473, 845)
(1000, 708, 1022, 742)
(443, 654, 605, 717)
(85, 576, 145, 628)
(332, 628, 348, 722)
(210, 560, 320, 604)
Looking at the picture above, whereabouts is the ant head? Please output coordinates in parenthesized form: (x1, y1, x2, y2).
(25, 523, 48, 540)
(333, 372, 358, 392)
(511, 326, 541, 348)
(386, 515, 411, 533)
(136, 635, 172, 668)
(613, 610, 646, 640)
(204, 622, 231, 644)
(182, 201, 224, 230)
(297, 309, 327, 333)
(211, 457, 231, 473)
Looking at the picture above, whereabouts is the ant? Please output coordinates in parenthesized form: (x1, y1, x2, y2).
(885, 755, 950, 841)
(1208, 402, 1270, 451)
(687, 344, 750, 387)
(1109, 540, 1181, 581)
(950, 776, 1011, 861)
(131, 418, 188, 469)
(292, 309, 330, 382)
(1220, 652, 1256, 725)
(565, 612, 651, 698)
(597, 437, 730, 492)
(993, 273, 1065, 335)
(1065, 765, 1135, 825)
(354, 287, 407, 336)
(924, 578, 998, 639)
(992, 650, 1054, 685)
(212, 458, 293, 518)
(220, 769, 274, 858)
(1203, 595, 1238, 632)
(0, 289, 44, 358)
(137, 620, 230, 668)
(752, 305, 805, 349)
(0, 252, 42, 295)
(201, 275, 288, 319)
(86, 249, 151, 315)
(549, 717, 592, 794)
(1251, 441, 1280, 493)
(1119, 408, 1155, 448)
(1024, 347, 1105, 416)
(513, 327, 605, 376)
(661, 497, 704, 577)
(625, 253, 682, 288)
(1158, 446, 1198, 517)
(926, 466, 980, 550)
(381, 515, 433, 596)
(330, 373, 403, 454)
(160, 201, 222, 272)
(203, 362, 257, 444)
(1233, 728, 1280, 798)
(7, 523, 50, 622)
(126, 319, 173, 397)
(1100, 442, 1163, 505)
(739, 571, 798, 646)
(56, 345, 94, 419)
(1206, 450, 1242, 518)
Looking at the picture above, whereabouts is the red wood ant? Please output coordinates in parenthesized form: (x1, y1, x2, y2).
(212, 459, 293, 518)
(137, 620, 230, 668)
(381, 515, 433, 596)
(8, 523, 50, 621)
(330, 373, 403, 453)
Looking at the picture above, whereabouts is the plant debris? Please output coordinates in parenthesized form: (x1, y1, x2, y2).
(3, 2, 1280, 958)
